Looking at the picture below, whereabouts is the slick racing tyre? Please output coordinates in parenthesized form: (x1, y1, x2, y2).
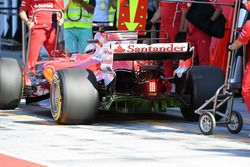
(181, 66, 226, 121)
(50, 68, 99, 124)
(0, 57, 22, 109)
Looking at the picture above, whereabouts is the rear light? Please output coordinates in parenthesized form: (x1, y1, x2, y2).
(148, 80, 157, 93)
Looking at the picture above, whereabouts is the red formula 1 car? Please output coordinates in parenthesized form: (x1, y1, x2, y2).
(0, 26, 226, 125)
(6, 0, 249, 126)
(1, 1, 245, 136)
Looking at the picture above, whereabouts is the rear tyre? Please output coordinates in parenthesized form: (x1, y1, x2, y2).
(181, 66, 225, 121)
(0, 57, 22, 109)
(50, 68, 99, 124)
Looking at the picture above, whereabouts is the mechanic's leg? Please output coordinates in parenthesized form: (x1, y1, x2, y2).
(160, 25, 174, 78)
(159, 25, 168, 43)
(185, 32, 196, 65)
(186, 30, 206, 66)
(78, 28, 93, 53)
(242, 61, 250, 113)
(194, 31, 211, 65)
(160, 25, 176, 92)
(23, 28, 46, 86)
(242, 61, 250, 138)
(163, 24, 179, 78)
(26, 28, 46, 74)
(168, 27, 179, 43)
(58, 26, 65, 50)
(163, 60, 174, 78)
(64, 28, 78, 54)
(44, 26, 59, 57)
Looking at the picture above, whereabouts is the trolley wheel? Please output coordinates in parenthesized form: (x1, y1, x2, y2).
(198, 112, 216, 135)
(227, 111, 243, 134)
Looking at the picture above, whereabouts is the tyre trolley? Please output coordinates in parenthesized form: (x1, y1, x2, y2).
(193, 0, 244, 135)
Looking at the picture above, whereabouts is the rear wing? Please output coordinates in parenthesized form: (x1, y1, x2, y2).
(88, 31, 192, 61)
(111, 43, 192, 61)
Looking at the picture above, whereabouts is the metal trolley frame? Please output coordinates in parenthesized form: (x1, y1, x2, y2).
(189, 0, 244, 135)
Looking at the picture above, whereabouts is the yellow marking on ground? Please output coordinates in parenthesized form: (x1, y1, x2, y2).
(234, 138, 250, 143)
(141, 120, 167, 126)
(128, 120, 166, 126)
(137, 120, 188, 130)
(128, 119, 190, 130)
(167, 125, 187, 130)
(244, 118, 250, 122)
(192, 130, 201, 134)
(125, 117, 250, 144)
(0, 111, 60, 126)
(0, 112, 16, 117)
(212, 134, 230, 138)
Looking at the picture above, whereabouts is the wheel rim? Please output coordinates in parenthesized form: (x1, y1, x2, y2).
(228, 113, 239, 131)
(200, 114, 212, 133)
(51, 77, 62, 120)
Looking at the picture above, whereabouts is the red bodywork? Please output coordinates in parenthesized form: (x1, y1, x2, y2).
(42, 32, 141, 84)
(41, 31, 190, 86)
(42, 0, 239, 88)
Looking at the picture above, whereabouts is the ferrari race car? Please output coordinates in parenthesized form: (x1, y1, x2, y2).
(0, 30, 226, 125)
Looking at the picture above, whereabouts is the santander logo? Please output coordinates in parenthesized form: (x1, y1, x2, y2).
(113, 45, 126, 53)
(112, 43, 188, 53)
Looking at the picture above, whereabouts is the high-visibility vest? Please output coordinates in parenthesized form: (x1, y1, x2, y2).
(116, 0, 121, 28)
(108, 6, 116, 25)
(64, 0, 93, 29)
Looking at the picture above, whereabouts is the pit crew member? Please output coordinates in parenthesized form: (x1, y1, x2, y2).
(228, 1, 250, 127)
(19, 0, 63, 85)
(186, 0, 222, 65)
(149, 0, 188, 92)
(64, 0, 96, 54)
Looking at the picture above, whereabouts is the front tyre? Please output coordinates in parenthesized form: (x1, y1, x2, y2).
(50, 68, 99, 124)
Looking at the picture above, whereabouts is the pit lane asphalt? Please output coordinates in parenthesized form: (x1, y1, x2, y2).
(0, 98, 250, 167)
(1, 50, 250, 166)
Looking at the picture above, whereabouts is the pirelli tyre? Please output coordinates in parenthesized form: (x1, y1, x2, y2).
(50, 68, 99, 125)
(181, 66, 225, 121)
(0, 57, 22, 109)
